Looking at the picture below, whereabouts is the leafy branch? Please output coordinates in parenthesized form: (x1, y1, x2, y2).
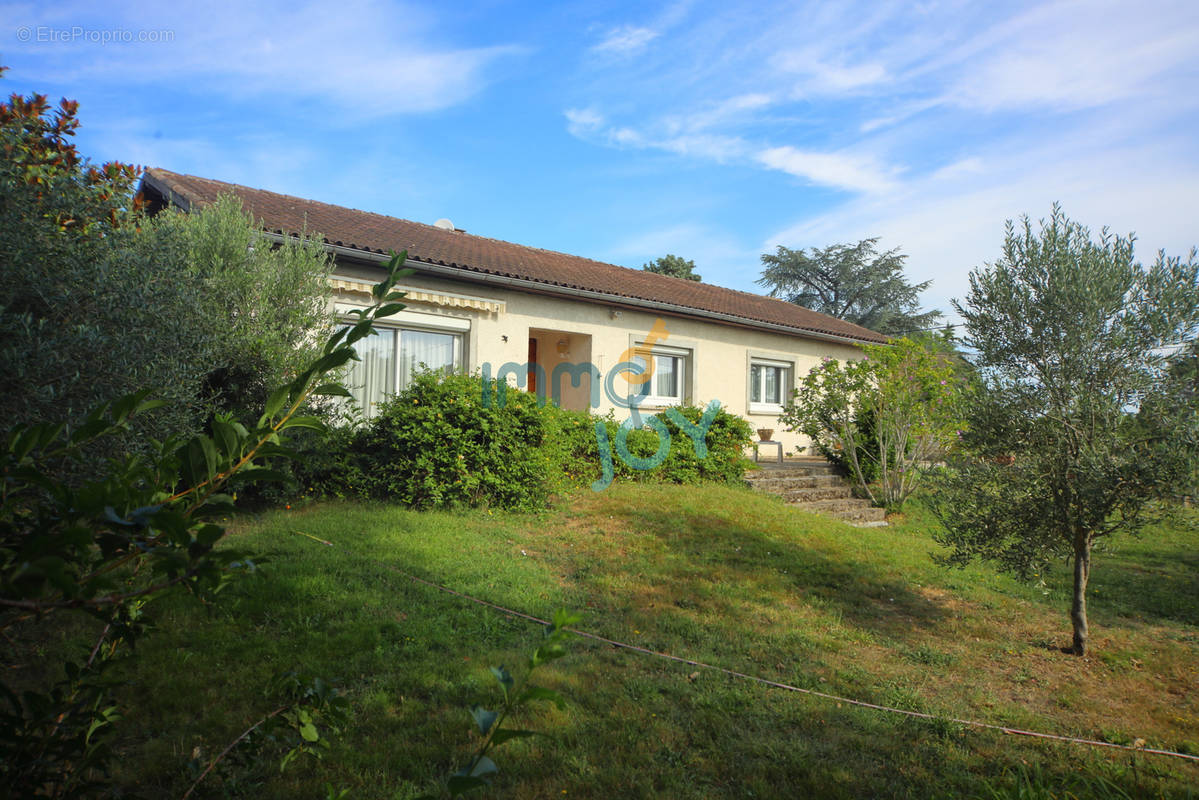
(0, 251, 410, 796)
(425, 609, 580, 799)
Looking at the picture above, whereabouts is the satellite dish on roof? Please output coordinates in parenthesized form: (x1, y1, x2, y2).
(433, 218, 455, 231)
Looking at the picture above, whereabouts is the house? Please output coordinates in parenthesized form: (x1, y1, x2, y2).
(140, 168, 886, 456)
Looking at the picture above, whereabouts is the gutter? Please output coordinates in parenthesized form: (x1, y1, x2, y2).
(258, 232, 880, 347)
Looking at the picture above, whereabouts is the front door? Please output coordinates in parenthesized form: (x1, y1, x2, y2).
(527, 337, 538, 395)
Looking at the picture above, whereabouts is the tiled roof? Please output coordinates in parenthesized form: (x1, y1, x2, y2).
(141, 168, 887, 344)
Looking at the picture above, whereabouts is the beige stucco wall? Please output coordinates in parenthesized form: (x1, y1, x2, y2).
(331, 262, 865, 457)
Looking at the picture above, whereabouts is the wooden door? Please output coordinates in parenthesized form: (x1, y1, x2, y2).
(527, 337, 537, 394)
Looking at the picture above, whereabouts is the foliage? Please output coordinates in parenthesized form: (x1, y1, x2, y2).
(0, 83, 334, 472)
(928, 205, 1199, 655)
(300, 377, 754, 509)
(908, 325, 980, 385)
(758, 238, 942, 335)
(424, 609, 578, 799)
(817, 404, 886, 485)
(0, 252, 410, 795)
(781, 337, 967, 511)
(268, 420, 363, 505)
(642, 253, 701, 281)
(0, 72, 140, 233)
(181, 671, 351, 798)
(0, 83, 178, 443)
(143, 195, 336, 423)
(548, 404, 752, 488)
(1140, 340, 1199, 503)
(616, 405, 753, 485)
(341, 371, 563, 510)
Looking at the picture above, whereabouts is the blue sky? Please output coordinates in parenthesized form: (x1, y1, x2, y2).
(4, 0, 1198, 325)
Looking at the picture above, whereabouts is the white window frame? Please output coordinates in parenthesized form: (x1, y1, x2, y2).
(748, 357, 792, 415)
(339, 309, 469, 417)
(632, 343, 690, 407)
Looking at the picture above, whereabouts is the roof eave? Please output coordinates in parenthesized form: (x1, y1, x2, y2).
(140, 171, 193, 213)
(269, 234, 881, 347)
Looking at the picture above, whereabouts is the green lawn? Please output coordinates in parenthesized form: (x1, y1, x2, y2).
(70, 484, 1199, 797)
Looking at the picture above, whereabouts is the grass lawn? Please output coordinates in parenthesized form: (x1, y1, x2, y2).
(45, 484, 1199, 798)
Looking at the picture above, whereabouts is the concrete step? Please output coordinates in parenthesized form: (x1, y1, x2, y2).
(746, 474, 843, 490)
(788, 497, 874, 513)
(747, 456, 887, 528)
(745, 466, 838, 481)
(778, 485, 854, 502)
(788, 499, 887, 524)
(787, 458, 841, 473)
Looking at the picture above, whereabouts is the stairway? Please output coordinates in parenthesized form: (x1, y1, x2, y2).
(745, 457, 887, 527)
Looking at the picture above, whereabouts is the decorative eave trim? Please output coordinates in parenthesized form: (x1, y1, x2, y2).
(329, 277, 504, 313)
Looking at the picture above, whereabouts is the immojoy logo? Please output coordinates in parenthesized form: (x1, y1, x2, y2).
(480, 319, 723, 491)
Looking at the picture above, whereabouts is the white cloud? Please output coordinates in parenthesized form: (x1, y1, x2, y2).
(764, 138, 1199, 321)
(610, 127, 645, 146)
(756, 146, 900, 194)
(563, 106, 746, 162)
(949, 22, 1199, 112)
(930, 158, 984, 181)
(662, 93, 775, 135)
(564, 107, 606, 137)
(563, 0, 1199, 292)
(809, 61, 888, 92)
(772, 50, 889, 95)
(592, 25, 660, 54)
(659, 134, 744, 162)
(721, 92, 774, 112)
(898, 0, 1199, 113)
(5, 0, 522, 117)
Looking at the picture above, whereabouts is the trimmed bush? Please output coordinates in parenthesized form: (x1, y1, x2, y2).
(605, 405, 753, 486)
(296, 373, 754, 509)
(344, 371, 560, 510)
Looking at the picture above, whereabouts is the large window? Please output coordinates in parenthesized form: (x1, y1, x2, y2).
(344, 325, 463, 417)
(749, 359, 792, 414)
(631, 346, 689, 406)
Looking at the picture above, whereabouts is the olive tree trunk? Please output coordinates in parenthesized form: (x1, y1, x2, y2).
(1070, 536, 1091, 655)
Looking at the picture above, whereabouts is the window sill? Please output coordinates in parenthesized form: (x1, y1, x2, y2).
(748, 403, 783, 416)
(637, 398, 684, 409)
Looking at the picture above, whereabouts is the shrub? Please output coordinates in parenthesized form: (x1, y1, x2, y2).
(618, 404, 753, 485)
(0, 79, 334, 472)
(781, 337, 967, 511)
(533, 400, 753, 491)
(144, 194, 336, 424)
(296, 375, 754, 509)
(343, 371, 560, 511)
(812, 404, 885, 485)
(534, 402, 752, 491)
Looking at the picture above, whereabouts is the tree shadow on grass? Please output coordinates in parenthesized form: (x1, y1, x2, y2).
(1083, 546, 1199, 628)
(582, 503, 948, 647)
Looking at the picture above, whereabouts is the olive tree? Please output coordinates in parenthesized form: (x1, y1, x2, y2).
(929, 205, 1199, 655)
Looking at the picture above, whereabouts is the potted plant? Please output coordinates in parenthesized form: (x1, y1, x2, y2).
(756, 428, 774, 442)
